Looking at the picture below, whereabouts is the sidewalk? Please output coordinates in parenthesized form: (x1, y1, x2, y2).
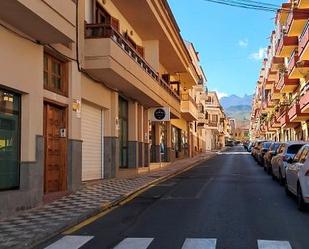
(0, 152, 216, 249)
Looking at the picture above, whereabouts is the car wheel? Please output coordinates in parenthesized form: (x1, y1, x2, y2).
(297, 185, 307, 212)
(279, 170, 284, 185)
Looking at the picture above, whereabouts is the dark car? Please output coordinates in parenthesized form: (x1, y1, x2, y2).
(226, 140, 234, 147)
(257, 141, 272, 166)
(263, 142, 281, 174)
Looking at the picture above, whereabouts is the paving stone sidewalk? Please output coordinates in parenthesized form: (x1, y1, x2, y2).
(0, 152, 215, 249)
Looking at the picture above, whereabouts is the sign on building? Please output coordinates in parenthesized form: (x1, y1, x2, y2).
(149, 107, 170, 122)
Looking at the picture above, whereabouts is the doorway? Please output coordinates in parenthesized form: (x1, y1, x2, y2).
(44, 102, 67, 193)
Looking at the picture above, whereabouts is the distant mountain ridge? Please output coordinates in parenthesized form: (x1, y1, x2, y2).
(219, 95, 252, 128)
(220, 94, 253, 109)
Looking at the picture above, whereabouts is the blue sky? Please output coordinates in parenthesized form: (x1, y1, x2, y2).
(168, 0, 283, 97)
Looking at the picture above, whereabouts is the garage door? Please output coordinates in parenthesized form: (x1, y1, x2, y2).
(81, 102, 104, 181)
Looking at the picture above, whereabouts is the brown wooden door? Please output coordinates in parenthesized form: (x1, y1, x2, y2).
(44, 103, 67, 193)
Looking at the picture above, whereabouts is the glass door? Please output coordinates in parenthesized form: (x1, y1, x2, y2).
(0, 90, 20, 190)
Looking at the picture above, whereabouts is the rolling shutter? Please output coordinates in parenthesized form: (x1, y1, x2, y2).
(81, 103, 104, 181)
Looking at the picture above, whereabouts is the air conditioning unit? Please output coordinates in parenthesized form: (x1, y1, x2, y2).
(149, 107, 170, 122)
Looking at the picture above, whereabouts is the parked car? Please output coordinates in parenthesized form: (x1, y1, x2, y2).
(226, 140, 234, 147)
(252, 141, 265, 160)
(257, 141, 272, 166)
(285, 144, 309, 211)
(247, 141, 254, 152)
(271, 141, 306, 184)
(263, 142, 281, 174)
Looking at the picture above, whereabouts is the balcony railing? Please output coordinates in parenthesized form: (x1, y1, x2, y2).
(287, 49, 299, 74)
(85, 23, 180, 101)
(207, 121, 218, 127)
(299, 20, 309, 57)
(181, 93, 198, 109)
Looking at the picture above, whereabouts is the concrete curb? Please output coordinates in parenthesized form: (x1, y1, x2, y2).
(20, 153, 217, 249)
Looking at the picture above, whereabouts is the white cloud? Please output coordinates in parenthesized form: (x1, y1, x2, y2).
(238, 39, 248, 48)
(215, 90, 228, 99)
(249, 47, 267, 60)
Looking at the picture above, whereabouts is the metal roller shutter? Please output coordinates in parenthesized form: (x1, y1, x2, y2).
(81, 102, 104, 181)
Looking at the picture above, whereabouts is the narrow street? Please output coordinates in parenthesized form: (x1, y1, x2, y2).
(38, 146, 309, 249)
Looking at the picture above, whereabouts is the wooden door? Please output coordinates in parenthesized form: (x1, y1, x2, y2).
(44, 103, 67, 193)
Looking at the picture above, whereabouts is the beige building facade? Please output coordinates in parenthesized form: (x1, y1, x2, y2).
(0, 0, 209, 217)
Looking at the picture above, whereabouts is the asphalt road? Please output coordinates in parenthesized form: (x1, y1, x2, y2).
(39, 146, 309, 249)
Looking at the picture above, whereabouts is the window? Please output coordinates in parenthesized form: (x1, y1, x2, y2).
(212, 114, 218, 123)
(0, 89, 20, 190)
(44, 53, 68, 96)
(299, 147, 309, 164)
(287, 144, 304, 155)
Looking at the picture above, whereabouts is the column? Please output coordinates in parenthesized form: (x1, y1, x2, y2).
(128, 100, 139, 168)
(143, 109, 150, 166)
(138, 105, 144, 167)
(166, 121, 172, 162)
(104, 92, 118, 178)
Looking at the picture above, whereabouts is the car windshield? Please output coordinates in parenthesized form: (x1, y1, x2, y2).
(263, 142, 271, 149)
(287, 144, 304, 155)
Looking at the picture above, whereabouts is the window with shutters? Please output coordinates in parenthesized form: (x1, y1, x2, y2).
(44, 53, 68, 96)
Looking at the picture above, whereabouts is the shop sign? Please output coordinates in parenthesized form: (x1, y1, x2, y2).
(149, 107, 170, 122)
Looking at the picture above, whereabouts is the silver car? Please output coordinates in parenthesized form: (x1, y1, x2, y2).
(271, 141, 306, 184)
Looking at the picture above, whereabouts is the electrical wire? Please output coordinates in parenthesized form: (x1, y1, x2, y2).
(201, 0, 309, 14)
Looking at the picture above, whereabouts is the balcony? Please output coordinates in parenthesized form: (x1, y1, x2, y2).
(286, 8, 309, 37)
(288, 99, 309, 122)
(265, 80, 274, 90)
(288, 49, 309, 79)
(297, 0, 309, 9)
(270, 115, 281, 128)
(272, 56, 285, 65)
(276, 3, 292, 25)
(279, 109, 291, 128)
(198, 112, 207, 124)
(180, 93, 198, 121)
(0, 0, 75, 44)
(271, 84, 281, 100)
(84, 23, 181, 117)
(276, 35, 298, 57)
(299, 21, 309, 60)
(299, 89, 309, 113)
(207, 121, 219, 129)
(276, 73, 299, 93)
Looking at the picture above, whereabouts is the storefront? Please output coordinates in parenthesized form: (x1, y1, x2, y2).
(0, 88, 20, 190)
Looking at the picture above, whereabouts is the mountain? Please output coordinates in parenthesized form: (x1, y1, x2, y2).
(225, 105, 251, 122)
(220, 94, 253, 109)
(220, 95, 252, 129)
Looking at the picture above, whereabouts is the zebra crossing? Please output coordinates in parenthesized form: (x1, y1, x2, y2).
(43, 236, 293, 249)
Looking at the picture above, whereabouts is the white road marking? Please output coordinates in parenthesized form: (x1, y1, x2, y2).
(257, 240, 292, 249)
(217, 152, 250, 155)
(113, 238, 154, 249)
(181, 238, 217, 249)
(44, 236, 93, 249)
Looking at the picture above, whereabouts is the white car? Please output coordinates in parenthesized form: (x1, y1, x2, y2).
(271, 141, 306, 184)
(285, 144, 309, 211)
